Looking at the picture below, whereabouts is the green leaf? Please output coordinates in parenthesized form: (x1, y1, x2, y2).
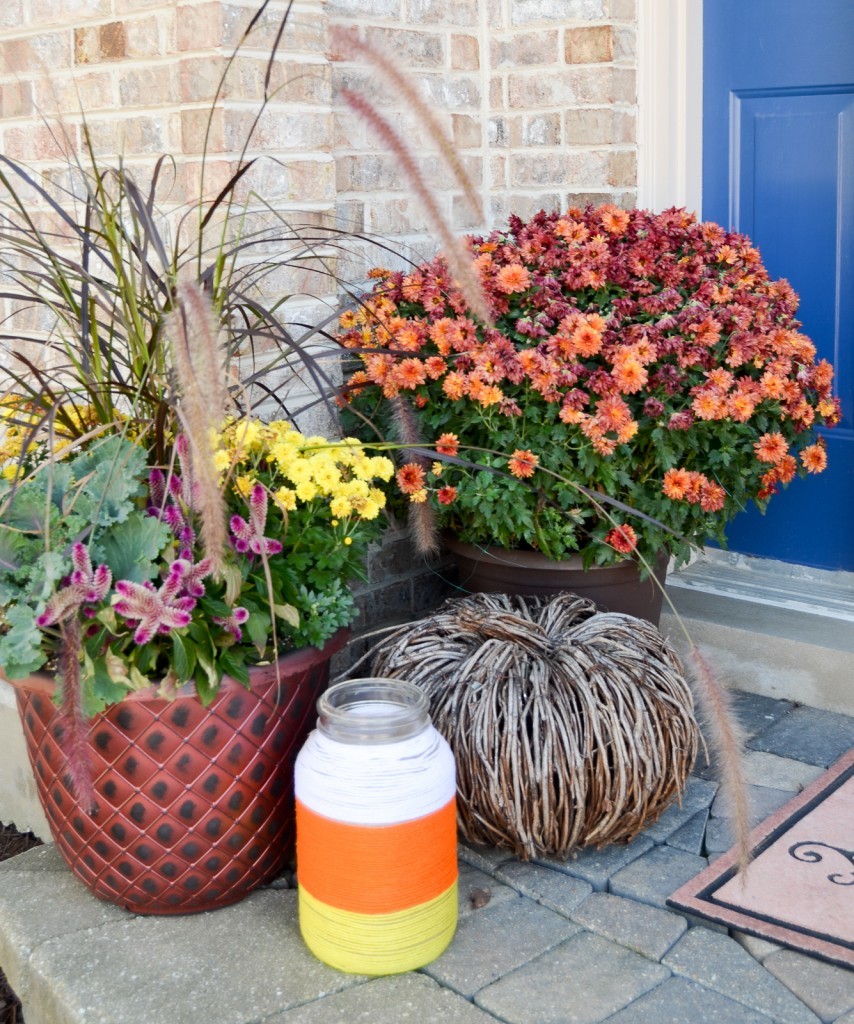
(218, 649, 250, 687)
(95, 512, 171, 583)
(171, 633, 194, 682)
(0, 604, 45, 677)
(91, 654, 128, 707)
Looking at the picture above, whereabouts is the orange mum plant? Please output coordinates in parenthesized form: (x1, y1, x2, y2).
(338, 205, 840, 569)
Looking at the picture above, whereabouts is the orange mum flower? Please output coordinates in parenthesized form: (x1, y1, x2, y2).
(662, 468, 692, 500)
(442, 372, 467, 400)
(777, 454, 797, 484)
(435, 432, 460, 457)
(612, 358, 648, 394)
(437, 486, 458, 505)
(605, 524, 638, 553)
(396, 463, 426, 494)
(700, 481, 726, 512)
(573, 322, 604, 357)
(800, 443, 827, 474)
(424, 356, 447, 379)
(507, 449, 539, 478)
(494, 263, 531, 294)
(754, 432, 788, 464)
(599, 205, 631, 236)
(394, 358, 427, 390)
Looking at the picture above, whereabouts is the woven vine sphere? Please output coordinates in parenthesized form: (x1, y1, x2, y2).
(367, 593, 698, 861)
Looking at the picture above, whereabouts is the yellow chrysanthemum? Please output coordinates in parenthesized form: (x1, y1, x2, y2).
(273, 487, 298, 511)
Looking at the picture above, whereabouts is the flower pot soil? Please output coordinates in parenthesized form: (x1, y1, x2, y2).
(444, 536, 669, 626)
(10, 629, 347, 915)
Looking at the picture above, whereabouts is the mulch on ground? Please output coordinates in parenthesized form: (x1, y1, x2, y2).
(0, 823, 42, 1024)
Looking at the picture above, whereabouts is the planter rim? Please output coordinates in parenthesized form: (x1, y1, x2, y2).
(4, 627, 350, 704)
(442, 534, 637, 571)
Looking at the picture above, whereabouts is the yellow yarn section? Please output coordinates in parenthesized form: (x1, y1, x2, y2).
(299, 880, 458, 975)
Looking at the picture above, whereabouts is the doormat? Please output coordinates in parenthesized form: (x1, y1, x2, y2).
(668, 747, 854, 969)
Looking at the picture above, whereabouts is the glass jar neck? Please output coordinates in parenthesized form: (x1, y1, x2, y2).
(317, 679, 430, 744)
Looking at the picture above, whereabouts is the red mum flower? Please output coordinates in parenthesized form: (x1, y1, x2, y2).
(396, 463, 426, 494)
(605, 524, 638, 553)
(507, 449, 539, 478)
(437, 486, 458, 505)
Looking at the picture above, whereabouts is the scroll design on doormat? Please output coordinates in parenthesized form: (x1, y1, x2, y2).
(788, 841, 854, 886)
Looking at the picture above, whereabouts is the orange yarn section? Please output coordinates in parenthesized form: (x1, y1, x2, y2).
(296, 798, 457, 914)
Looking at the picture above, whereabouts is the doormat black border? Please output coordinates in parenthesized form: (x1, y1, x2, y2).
(667, 746, 854, 970)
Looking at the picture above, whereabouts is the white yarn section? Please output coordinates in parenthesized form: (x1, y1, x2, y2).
(295, 725, 456, 826)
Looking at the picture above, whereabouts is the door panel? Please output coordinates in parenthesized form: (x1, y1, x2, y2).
(703, 0, 854, 569)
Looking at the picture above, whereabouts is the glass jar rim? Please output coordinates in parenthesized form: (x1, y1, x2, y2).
(317, 678, 430, 744)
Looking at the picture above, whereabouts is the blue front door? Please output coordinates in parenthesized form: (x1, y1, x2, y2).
(703, 0, 854, 570)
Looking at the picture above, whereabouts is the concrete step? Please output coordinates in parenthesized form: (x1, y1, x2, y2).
(660, 553, 854, 716)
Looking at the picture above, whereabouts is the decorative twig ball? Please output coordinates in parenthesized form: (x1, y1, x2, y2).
(364, 593, 698, 861)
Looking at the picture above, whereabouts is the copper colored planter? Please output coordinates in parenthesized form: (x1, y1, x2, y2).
(444, 537, 669, 626)
(11, 629, 348, 915)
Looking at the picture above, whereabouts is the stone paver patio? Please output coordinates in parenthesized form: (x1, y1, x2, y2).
(0, 690, 852, 1024)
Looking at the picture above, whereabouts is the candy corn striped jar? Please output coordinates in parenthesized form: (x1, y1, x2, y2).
(295, 678, 457, 974)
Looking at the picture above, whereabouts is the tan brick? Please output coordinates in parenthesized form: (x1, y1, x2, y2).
(608, 0, 637, 19)
(452, 113, 482, 149)
(2, 123, 69, 163)
(179, 55, 228, 103)
(0, 0, 24, 29)
(566, 190, 613, 207)
(124, 16, 163, 58)
(405, 0, 479, 27)
(451, 34, 479, 70)
(118, 65, 179, 107)
(565, 25, 613, 64)
(29, 0, 109, 23)
(608, 148, 636, 187)
(511, 112, 562, 147)
(0, 80, 34, 120)
(511, 0, 605, 24)
(508, 70, 573, 108)
(488, 116, 509, 147)
(613, 24, 636, 62)
(222, 5, 327, 54)
(336, 153, 407, 193)
(327, 0, 402, 18)
(232, 156, 336, 205)
(5, 33, 71, 73)
(491, 30, 559, 67)
(490, 75, 504, 107)
(510, 149, 609, 188)
(418, 71, 480, 109)
(181, 107, 226, 155)
(451, 192, 484, 230)
(122, 112, 178, 155)
(74, 21, 129, 64)
(176, 1, 224, 51)
(365, 27, 445, 67)
(34, 70, 115, 115)
(224, 108, 331, 154)
(565, 107, 635, 145)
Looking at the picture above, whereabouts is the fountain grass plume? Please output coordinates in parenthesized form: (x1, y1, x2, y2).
(687, 643, 752, 874)
(57, 618, 97, 814)
(390, 396, 440, 556)
(338, 88, 492, 327)
(330, 26, 483, 224)
(167, 282, 230, 577)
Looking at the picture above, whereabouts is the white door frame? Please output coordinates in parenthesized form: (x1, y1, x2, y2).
(636, 0, 704, 216)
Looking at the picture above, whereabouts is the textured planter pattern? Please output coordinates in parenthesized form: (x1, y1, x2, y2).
(13, 630, 347, 914)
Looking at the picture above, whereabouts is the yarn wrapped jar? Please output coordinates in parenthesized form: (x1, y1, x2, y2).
(295, 678, 457, 974)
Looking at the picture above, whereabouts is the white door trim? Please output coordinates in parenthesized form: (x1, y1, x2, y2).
(636, 0, 704, 215)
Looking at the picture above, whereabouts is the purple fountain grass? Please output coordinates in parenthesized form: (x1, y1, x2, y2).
(338, 88, 492, 328)
(687, 644, 752, 874)
(167, 282, 231, 578)
(390, 396, 440, 556)
(330, 26, 483, 224)
(57, 619, 97, 814)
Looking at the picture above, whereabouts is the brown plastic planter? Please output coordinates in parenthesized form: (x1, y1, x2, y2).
(10, 629, 348, 915)
(443, 537, 669, 625)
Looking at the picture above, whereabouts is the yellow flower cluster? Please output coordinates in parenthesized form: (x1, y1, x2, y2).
(1, 400, 108, 479)
(215, 418, 394, 521)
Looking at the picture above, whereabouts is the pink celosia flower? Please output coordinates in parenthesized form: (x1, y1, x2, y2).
(37, 544, 112, 627)
(213, 606, 250, 642)
(112, 561, 197, 644)
(229, 485, 283, 557)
